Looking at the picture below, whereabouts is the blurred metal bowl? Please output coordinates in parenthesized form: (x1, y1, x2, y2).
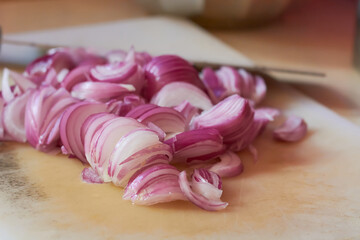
(137, 0, 293, 28)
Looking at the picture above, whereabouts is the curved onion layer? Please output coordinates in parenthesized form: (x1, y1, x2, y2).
(108, 128, 173, 187)
(61, 65, 92, 91)
(106, 48, 152, 66)
(25, 86, 78, 152)
(191, 94, 254, 144)
(179, 169, 228, 211)
(2, 68, 16, 103)
(81, 167, 104, 184)
(90, 62, 144, 92)
(2, 90, 33, 142)
(208, 151, 244, 178)
(201, 67, 227, 104)
(165, 128, 225, 164)
(5, 69, 37, 93)
(25, 51, 76, 85)
(273, 115, 307, 142)
(106, 94, 145, 116)
(87, 117, 146, 181)
(123, 163, 185, 205)
(71, 82, 135, 102)
(150, 82, 213, 111)
(127, 104, 186, 133)
(173, 101, 199, 127)
(200, 66, 267, 105)
(143, 55, 202, 99)
(60, 102, 108, 162)
(0, 97, 5, 138)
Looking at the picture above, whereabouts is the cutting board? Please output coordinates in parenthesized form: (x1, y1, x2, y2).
(1, 17, 359, 240)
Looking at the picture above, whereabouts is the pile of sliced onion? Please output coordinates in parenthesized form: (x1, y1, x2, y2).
(0, 47, 308, 211)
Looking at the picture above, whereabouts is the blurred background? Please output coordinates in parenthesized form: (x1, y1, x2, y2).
(0, 0, 359, 124)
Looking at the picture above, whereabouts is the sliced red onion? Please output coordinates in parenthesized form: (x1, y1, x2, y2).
(178, 170, 228, 211)
(150, 82, 212, 111)
(106, 48, 152, 66)
(71, 82, 135, 102)
(60, 102, 108, 162)
(87, 117, 146, 181)
(165, 128, 225, 164)
(143, 55, 202, 99)
(191, 94, 254, 144)
(81, 167, 104, 184)
(2, 68, 15, 103)
(106, 94, 145, 116)
(123, 163, 185, 205)
(173, 101, 199, 127)
(108, 128, 172, 186)
(3, 90, 33, 142)
(191, 168, 222, 200)
(60, 48, 107, 66)
(127, 104, 186, 133)
(7, 69, 37, 92)
(61, 65, 92, 91)
(200, 67, 267, 105)
(90, 61, 144, 92)
(0, 97, 5, 138)
(82, 113, 118, 164)
(25, 51, 76, 84)
(25, 86, 78, 152)
(208, 151, 244, 178)
(42, 68, 59, 88)
(273, 115, 307, 142)
(200, 67, 227, 104)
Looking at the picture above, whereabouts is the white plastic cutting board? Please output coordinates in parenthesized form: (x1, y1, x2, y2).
(0, 17, 359, 240)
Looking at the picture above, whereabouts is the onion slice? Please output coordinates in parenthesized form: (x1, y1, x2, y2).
(208, 151, 244, 178)
(71, 82, 135, 102)
(81, 167, 104, 184)
(60, 102, 108, 162)
(25, 86, 78, 152)
(150, 82, 213, 111)
(143, 55, 202, 99)
(123, 163, 185, 205)
(191, 94, 254, 144)
(108, 128, 172, 186)
(3, 90, 33, 142)
(179, 169, 228, 211)
(165, 128, 225, 164)
(273, 115, 307, 142)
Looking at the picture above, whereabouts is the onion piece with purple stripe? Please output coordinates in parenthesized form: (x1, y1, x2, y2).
(25, 86, 78, 152)
(127, 104, 186, 134)
(87, 117, 146, 181)
(173, 101, 199, 127)
(165, 128, 225, 164)
(60, 102, 108, 162)
(123, 163, 185, 205)
(179, 169, 228, 211)
(273, 115, 307, 142)
(106, 94, 145, 116)
(208, 151, 244, 178)
(81, 167, 104, 184)
(61, 65, 92, 91)
(71, 82, 135, 102)
(143, 55, 202, 99)
(106, 48, 152, 66)
(108, 128, 172, 187)
(2, 90, 33, 142)
(150, 82, 213, 111)
(90, 62, 144, 93)
(191, 94, 254, 145)
(25, 51, 76, 85)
